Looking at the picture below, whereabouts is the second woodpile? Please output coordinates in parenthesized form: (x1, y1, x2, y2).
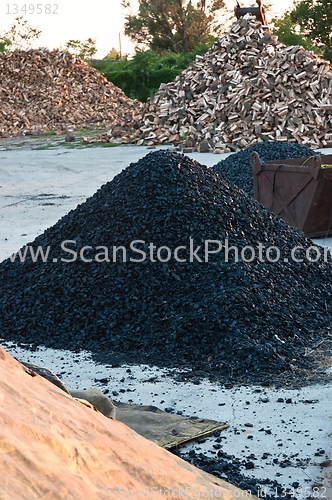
(101, 16, 332, 152)
(0, 50, 142, 137)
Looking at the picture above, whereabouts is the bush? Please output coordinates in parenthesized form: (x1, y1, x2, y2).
(94, 44, 213, 102)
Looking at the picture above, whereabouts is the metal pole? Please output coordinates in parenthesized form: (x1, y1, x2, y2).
(119, 33, 122, 60)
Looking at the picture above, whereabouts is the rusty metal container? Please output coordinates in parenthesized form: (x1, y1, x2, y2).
(234, 2, 269, 30)
(251, 152, 332, 238)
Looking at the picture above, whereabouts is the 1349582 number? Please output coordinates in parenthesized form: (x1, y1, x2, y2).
(5, 4, 59, 14)
(257, 486, 327, 498)
(277, 486, 327, 498)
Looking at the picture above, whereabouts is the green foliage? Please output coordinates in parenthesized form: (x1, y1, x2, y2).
(101, 45, 211, 102)
(272, 13, 316, 52)
(290, 0, 332, 61)
(103, 47, 121, 60)
(0, 16, 41, 52)
(272, 0, 332, 62)
(122, 0, 224, 53)
(93, 60, 115, 73)
(65, 38, 97, 60)
(0, 38, 11, 53)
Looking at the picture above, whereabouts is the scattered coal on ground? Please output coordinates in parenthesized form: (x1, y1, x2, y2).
(174, 447, 308, 500)
(212, 141, 319, 197)
(1, 150, 332, 385)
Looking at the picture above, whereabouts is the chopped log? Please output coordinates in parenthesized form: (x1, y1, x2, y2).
(102, 15, 331, 152)
(0, 50, 143, 137)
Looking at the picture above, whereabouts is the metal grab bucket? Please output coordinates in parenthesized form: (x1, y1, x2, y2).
(251, 152, 332, 238)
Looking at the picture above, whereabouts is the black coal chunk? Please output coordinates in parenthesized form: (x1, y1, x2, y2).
(212, 141, 318, 196)
(0, 150, 331, 383)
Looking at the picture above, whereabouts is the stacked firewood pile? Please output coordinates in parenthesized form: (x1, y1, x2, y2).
(0, 50, 142, 137)
(102, 16, 332, 151)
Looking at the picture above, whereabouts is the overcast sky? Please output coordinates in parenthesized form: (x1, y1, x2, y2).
(0, 0, 295, 58)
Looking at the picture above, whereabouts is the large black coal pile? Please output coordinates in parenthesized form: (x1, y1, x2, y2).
(1, 150, 331, 383)
(212, 142, 318, 197)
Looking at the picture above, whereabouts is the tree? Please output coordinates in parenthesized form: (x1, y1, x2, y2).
(122, 0, 225, 53)
(0, 38, 11, 53)
(65, 38, 97, 60)
(103, 47, 121, 60)
(272, 0, 332, 62)
(291, 0, 332, 61)
(0, 16, 41, 52)
(272, 12, 316, 52)
(102, 45, 210, 101)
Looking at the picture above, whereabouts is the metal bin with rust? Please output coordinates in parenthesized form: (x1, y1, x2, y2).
(250, 152, 332, 238)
